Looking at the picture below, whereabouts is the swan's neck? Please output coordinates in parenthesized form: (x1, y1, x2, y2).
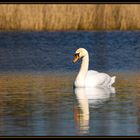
(75, 54, 89, 87)
(79, 54, 89, 76)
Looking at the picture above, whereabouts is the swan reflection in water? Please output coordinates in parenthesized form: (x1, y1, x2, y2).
(74, 86, 116, 134)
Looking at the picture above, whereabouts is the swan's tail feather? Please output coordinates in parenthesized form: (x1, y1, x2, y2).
(110, 76, 116, 86)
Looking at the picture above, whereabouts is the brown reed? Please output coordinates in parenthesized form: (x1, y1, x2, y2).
(0, 4, 139, 31)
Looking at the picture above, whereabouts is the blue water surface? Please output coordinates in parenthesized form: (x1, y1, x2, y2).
(0, 31, 139, 136)
(0, 31, 139, 72)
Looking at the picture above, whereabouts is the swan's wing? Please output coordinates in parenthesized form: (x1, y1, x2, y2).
(85, 72, 111, 87)
(87, 70, 99, 75)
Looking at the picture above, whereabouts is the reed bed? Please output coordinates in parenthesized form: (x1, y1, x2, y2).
(0, 4, 139, 31)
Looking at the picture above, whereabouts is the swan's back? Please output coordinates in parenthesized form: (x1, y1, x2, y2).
(85, 70, 115, 87)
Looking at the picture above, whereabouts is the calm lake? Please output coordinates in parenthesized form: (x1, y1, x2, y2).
(0, 31, 139, 136)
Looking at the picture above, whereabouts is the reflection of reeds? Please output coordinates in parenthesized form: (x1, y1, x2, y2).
(0, 4, 140, 31)
(0, 73, 74, 92)
(0, 73, 74, 117)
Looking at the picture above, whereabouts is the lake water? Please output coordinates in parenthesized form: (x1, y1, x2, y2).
(0, 31, 140, 136)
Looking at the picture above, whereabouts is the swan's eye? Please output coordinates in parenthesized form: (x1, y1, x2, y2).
(73, 53, 80, 63)
(75, 53, 80, 57)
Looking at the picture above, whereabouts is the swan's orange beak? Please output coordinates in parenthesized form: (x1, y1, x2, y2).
(73, 53, 80, 63)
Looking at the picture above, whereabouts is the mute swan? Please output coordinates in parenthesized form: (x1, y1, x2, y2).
(73, 48, 116, 88)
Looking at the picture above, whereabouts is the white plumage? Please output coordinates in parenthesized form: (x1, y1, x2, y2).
(73, 48, 116, 88)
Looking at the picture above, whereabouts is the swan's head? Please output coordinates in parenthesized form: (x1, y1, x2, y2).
(73, 48, 88, 63)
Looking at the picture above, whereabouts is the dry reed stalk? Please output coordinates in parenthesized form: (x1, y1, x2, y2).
(0, 4, 139, 31)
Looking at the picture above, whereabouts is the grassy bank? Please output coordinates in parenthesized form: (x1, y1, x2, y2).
(0, 4, 140, 31)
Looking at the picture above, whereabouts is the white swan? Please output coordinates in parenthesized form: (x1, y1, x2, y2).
(73, 48, 116, 88)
